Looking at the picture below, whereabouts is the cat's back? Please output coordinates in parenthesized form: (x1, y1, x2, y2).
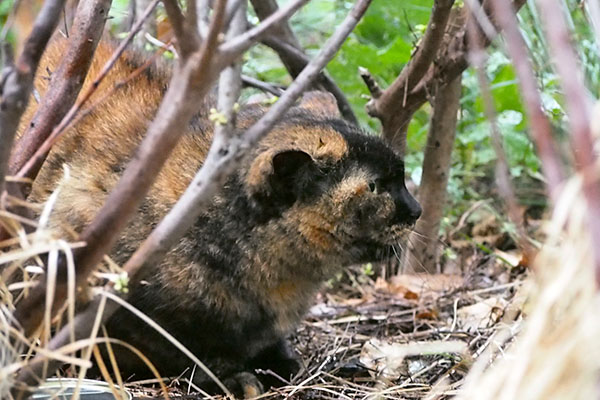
(22, 39, 213, 236)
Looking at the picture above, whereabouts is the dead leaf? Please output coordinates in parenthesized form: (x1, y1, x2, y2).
(416, 309, 439, 320)
(457, 297, 508, 332)
(494, 249, 522, 268)
(359, 338, 467, 381)
(375, 274, 464, 301)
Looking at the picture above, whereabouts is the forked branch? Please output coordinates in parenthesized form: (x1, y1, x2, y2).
(251, 0, 358, 124)
(363, 0, 527, 153)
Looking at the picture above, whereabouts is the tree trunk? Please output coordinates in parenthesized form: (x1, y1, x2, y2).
(403, 75, 461, 274)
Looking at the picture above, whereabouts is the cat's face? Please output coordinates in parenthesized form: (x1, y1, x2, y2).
(244, 108, 421, 266)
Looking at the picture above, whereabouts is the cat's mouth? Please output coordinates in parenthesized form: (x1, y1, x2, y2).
(379, 223, 414, 244)
(352, 224, 413, 263)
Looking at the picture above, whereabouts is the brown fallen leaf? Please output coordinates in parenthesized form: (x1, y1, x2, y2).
(457, 297, 508, 332)
(359, 338, 468, 381)
(375, 274, 464, 301)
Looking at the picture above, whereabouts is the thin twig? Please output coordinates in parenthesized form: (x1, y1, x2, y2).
(366, 0, 455, 146)
(242, 75, 284, 97)
(250, 0, 358, 123)
(466, 8, 531, 258)
(261, 34, 358, 124)
(12, 0, 161, 184)
(220, 0, 310, 59)
(0, 0, 66, 197)
(491, 0, 564, 202)
(536, 0, 600, 284)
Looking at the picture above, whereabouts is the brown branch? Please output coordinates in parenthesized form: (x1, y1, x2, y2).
(491, 0, 564, 202)
(8, 0, 113, 188)
(162, 0, 197, 57)
(250, 0, 357, 123)
(242, 74, 284, 96)
(220, 0, 310, 59)
(214, 0, 246, 141)
(0, 0, 66, 197)
(12, 0, 161, 185)
(250, 0, 302, 49)
(365, 0, 528, 153)
(404, 75, 462, 274)
(366, 0, 455, 149)
(466, 9, 532, 259)
(261, 34, 358, 124)
(537, 0, 600, 285)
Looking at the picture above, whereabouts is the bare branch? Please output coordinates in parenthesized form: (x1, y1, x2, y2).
(224, 0, 248, 29)
(242, 75, 284, 97)
(261, 34, 358, 124)
(465, 0, 497, 39)
(215, 0, 246, 140)
(12, 0, 161, 185)
(8, 0, 113, 188)
(196, 0, 211, 38)
(250, 0, 357, 123)
(404, 75, 461, 273)
(250, 0, 302, 49)
(220, 0, 310, 59)
(0, 0, 66, 197)
(367, 0, 455, 147)
(537, 1, 595, 170)
(466, 9, 531, 257)
(397, 0, 455, 95)
(491, 0, 564, 202)
(163, 0, 196, 56)
(536, 0, 600, 283)
(365, 0, 528, 152)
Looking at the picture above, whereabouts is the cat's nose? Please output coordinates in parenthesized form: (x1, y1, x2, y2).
(394, 189, 421, 225)
(408, 201, 422, 222)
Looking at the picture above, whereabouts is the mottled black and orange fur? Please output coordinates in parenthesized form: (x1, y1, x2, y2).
(19, 40, 421, 396)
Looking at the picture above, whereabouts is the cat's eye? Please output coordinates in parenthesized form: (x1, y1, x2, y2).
(368, 181, 378, 194)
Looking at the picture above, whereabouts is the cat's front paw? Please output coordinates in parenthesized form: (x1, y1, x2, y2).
(223, 371, 265, 399)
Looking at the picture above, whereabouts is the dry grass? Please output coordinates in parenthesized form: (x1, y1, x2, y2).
(457, 173, 600, 400)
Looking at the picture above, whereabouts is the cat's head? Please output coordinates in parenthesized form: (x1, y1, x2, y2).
(241, 92, 421, 265)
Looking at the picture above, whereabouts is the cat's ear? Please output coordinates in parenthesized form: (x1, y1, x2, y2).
(271, 150, 313, 181)
(297, 91, 339, 118)
(246, 149, 315, 204)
